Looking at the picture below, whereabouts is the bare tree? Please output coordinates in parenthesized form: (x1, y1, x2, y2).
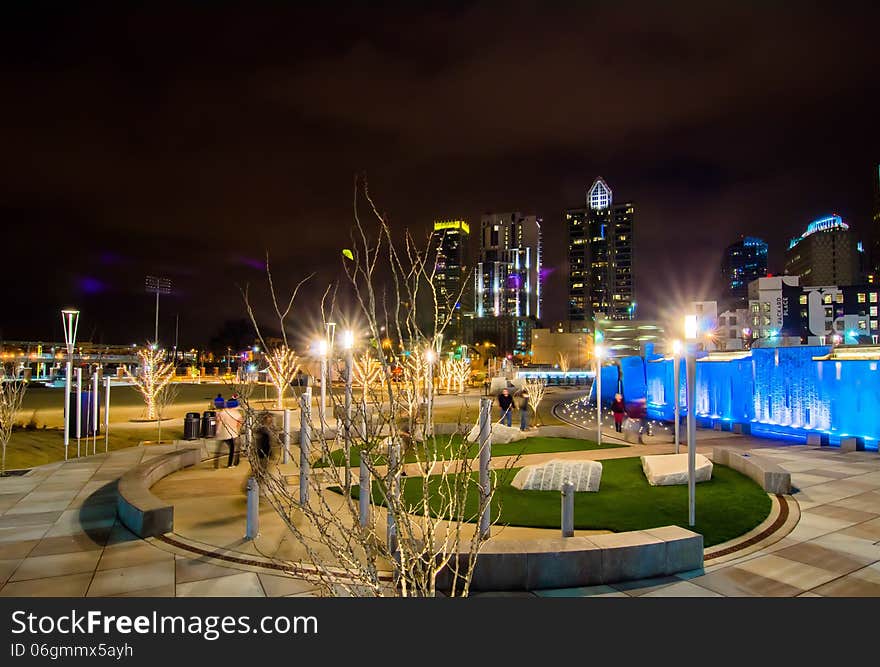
(0, 364, 27, 475)
(237, 177, 509, 597)
(523, 377, 547, 427)
(125, 345, 174, 420)
(154, 381, 181, 445)
(265, 346, 301, 409)
(556, 351, 571, 373)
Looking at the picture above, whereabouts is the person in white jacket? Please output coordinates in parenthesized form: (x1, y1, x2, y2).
(216, 400, 243, 467)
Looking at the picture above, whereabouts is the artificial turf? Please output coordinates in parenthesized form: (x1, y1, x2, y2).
(355, 456, 772, 548)
(315, 435, 625, 468)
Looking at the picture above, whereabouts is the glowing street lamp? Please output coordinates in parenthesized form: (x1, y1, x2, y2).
(672, 339, 682, 454)
(594, 344, 604, 447)
(341, 330, 354, 488)
(61, 309, 80, 460)
(316, 338, 329, 427)
(684, 316, 698, 527)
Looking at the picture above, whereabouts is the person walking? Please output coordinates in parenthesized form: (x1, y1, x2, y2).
(611, 393, 627, 433)
(519, 388, 531, 431)
(254, 412, 274, 475)
(498, 387, 513, 427)
(216, 400, 243, 468)
(213, 393, 225, 410)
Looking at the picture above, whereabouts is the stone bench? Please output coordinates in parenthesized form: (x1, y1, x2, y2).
(712, 447, 791, 494)
(438, 525, 703, 591)
(116, 443, 210, 538)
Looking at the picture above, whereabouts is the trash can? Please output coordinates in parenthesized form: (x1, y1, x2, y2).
(184, 412, 201, 440)
(201, 410, 217, 438)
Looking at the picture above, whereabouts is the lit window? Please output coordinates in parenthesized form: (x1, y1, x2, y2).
(872, 307, 878, 317)
(872, 320, 878, 330)
(799, 295, 807, 305)
(835, 293, 844, 304)
(858, 293, 867, 303)
(823, 294, 832, 304)
(871, 293, 878, 303)
(859, 320, 868, 330)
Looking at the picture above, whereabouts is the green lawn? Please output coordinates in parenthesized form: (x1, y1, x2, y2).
(316, 435, 625, 468)
(353, 457, 772, 547)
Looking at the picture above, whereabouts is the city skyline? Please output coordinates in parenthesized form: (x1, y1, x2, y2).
(1, 4, 879, 346)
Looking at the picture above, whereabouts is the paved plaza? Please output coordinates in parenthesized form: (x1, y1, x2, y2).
(1, 422, 879, 597)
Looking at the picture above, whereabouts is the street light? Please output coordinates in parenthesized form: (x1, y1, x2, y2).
(672, 339, 682, 454)
(595, 344, 604, 447)
(316, 339, 329, 426)
(61, 309, 80, 460)
(145, 275, 172, 345)
(341, 330, 354, 489)
(684, 316, 698, 527)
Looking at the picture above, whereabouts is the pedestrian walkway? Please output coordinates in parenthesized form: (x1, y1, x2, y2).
(2, 430, 879, 596)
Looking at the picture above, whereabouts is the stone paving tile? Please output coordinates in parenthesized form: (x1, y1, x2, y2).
(175, 556, 252, 584)
(87, 560, 175, 597)
(533, 585, 620, 597)
(0, 525, 52, 544)
(0, 493, 27, 514)
(0, 510, 64, 528)
(641, 581, 723, 597)
(791, 473, 840, 489)
(838, 517, 880, 541)
(4, 498, 74, 514)
(693, 567, 804, 597)
(809, 532, 880, 563)
(831, 491, 880, 513)
(97, 541, 174, 571)
(111, 584, 176, 597)
(0, 572, 93, 597)
(735, 554, 839, 591)
(0, 559, 21, 586)
(0, 540, 37, 561)
(11, 549, 101, 582)
(772, 541, 876, 575)
(28, 532, 108, 557)
(257, 573, 321, 597)
(176, 572, 265, 597)
(805, 504, 878, 524)
(611, 575, 682, 595)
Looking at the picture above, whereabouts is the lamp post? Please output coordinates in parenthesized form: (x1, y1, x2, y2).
(684, 314, 698, 527)
(61, 309, 79, 461)
(145, 275, 171, 345)
(594, 345, 604, 446)
(316, 339, 328, 429)
(672, 339, 682, 454)
(341, 329, 354, 490)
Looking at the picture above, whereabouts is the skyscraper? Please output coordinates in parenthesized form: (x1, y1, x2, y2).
(474, 212, 542, 319)
(566, 177, 635, 326)
(429, 219, 470, 339)
(785, 214, 863, 286)
(721, 236, 768, 304)
(872, 163, 880, 283)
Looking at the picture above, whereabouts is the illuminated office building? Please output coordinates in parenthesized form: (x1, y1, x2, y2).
(721, 236, 768, 304)
(566, 177, 635, 324)
(785, 214, 863, 286)
(872, 164, 880, 283)
(474, 212, 542, 319)
(430, 219, 470, 339)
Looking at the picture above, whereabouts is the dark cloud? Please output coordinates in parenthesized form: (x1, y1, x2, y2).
(1, 1, 878, 344)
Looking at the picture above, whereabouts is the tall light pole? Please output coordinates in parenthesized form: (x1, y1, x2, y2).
(317, 339, 328, 429)
(341, 329, 354, 490)
(684, 315, 698, 527)
(672, 339, 682, 454)
(61, 309, 79, 461)
(425, 348, 436, 437)
(595, 344, 604, 446)
(145, 275, 171, 345)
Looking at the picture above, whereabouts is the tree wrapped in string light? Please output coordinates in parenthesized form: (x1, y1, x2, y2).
(125, 345, 174, 420)
(265, 345, 301, 409)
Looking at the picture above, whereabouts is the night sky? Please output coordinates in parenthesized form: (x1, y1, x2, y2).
(2, 2, 879, 348)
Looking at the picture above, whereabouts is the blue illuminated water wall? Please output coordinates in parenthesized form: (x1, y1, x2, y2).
(643, 345, 880, 450)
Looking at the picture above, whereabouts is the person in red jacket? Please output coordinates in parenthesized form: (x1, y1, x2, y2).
(611, 393, 627, 433)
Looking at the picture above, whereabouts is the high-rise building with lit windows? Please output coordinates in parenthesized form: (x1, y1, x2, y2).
(474, 212, 542, 320)
(871, 164, 880, 283)
(566, 177, 635, 325)
(429, 219, 470, 339)
(785, 214, 863, 286)
(721, 236, 768, 305)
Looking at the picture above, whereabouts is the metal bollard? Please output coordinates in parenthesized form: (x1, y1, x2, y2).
(478, 398, 492, 539)
(282, 409, 291, 464)
(300, 391, 311, 505)
(561, 480, 574, 538)
(359, 455, 370, 527)
(245, 477, 259, 539)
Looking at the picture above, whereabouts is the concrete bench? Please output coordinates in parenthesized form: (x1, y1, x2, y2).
(116, 445, 205, 538)
(712, 447, 791, 494)
(437, 525, 703, 591)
